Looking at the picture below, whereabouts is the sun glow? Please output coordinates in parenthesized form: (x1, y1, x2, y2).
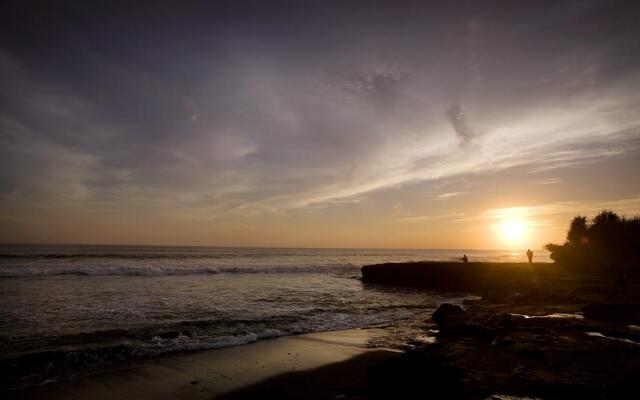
(499, 219, 527, 245)
(489, 207, 533, 248)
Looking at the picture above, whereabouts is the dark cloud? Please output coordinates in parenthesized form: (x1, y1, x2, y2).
(344, 67, 408, 102)
(446, 103, 477, 146)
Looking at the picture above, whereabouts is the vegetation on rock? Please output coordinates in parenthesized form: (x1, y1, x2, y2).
(545, 210, 640, 274)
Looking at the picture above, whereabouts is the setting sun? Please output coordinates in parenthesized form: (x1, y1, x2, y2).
(487, 207, 533, 248)
(499, 219, 527, 245)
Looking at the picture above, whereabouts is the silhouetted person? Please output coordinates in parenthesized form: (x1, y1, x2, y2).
(462, 254, 468, 263)
(526, 248, 533, 263)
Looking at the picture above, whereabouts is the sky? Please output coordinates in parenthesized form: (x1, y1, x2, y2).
(1, 0, 639, 249)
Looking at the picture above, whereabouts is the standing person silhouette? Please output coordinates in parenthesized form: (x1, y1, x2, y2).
(462, 254, 468, 263)
(526, 248, 533, 263)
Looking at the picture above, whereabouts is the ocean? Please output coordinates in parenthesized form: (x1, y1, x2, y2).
(0, 245, 549, 389)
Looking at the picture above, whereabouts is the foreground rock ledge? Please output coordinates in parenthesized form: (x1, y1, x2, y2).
(361, 261, 640, 399)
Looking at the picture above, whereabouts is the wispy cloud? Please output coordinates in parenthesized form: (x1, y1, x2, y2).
(532, 178, 563, 185)
(437, 192, 464, 200)
(446, 103, 478, 146)
(392, 212, 468, 224)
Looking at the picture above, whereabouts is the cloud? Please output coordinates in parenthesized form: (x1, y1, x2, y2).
(446, 103, 477, 146)
(532, 178, 563, 185)
(344, 66, 407, 101)
(437, 192, 464, 200)
(0, 0, 639, 230)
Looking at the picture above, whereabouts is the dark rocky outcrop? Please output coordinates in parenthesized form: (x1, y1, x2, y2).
(361, 261, 552, 295)
(432, 303, 500, 342)
(369, 299, 640, 399)
(363, 259, 640, 400)
(583, 302, 640, 323)
(431, 303, 464, 326)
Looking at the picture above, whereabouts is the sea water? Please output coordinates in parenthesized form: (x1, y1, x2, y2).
(0, 245, 549, 389)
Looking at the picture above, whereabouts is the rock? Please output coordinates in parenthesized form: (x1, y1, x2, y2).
(363, 259, 640, 399)
(490, 336, 515, 348)
(445, 323, 501, 343)
(432, 303, 465, 327)
(432, 303, 501, 342)
(512, 343, 544, 358)
(366, 350, 470, 399)
(484, 313, 525, 330)
(530, 335, 554, 345)
(361, 261, 546, 294)
(583, 303, 640, 324)
(484, 291, 512, 303)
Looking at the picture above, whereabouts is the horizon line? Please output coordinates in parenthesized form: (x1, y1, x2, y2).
(0, 241, 546, 252)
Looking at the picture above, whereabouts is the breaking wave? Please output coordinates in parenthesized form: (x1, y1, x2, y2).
(0, 263, 361, 277)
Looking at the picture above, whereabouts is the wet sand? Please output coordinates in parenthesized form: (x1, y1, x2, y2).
(6, 328, 400, 400)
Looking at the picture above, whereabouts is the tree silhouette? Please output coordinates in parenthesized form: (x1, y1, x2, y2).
(545, 210, 640, 275)
(567, 216, 588, 245)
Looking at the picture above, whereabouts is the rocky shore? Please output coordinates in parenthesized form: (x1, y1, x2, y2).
(361, 261, 554, 295)
(363, 261, 640, 399)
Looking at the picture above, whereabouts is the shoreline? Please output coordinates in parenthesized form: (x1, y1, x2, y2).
(5, 328, 401, 400)
(7, 261, 639, 399)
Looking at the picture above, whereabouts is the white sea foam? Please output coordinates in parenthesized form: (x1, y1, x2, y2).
(145, 329, 287, 354)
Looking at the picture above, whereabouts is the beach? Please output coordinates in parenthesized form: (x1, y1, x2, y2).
(4, 246, 639, 399)
(0, 245, 489, 391)
(6, 328, 400, 400)
(3, 0, 639, 397)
